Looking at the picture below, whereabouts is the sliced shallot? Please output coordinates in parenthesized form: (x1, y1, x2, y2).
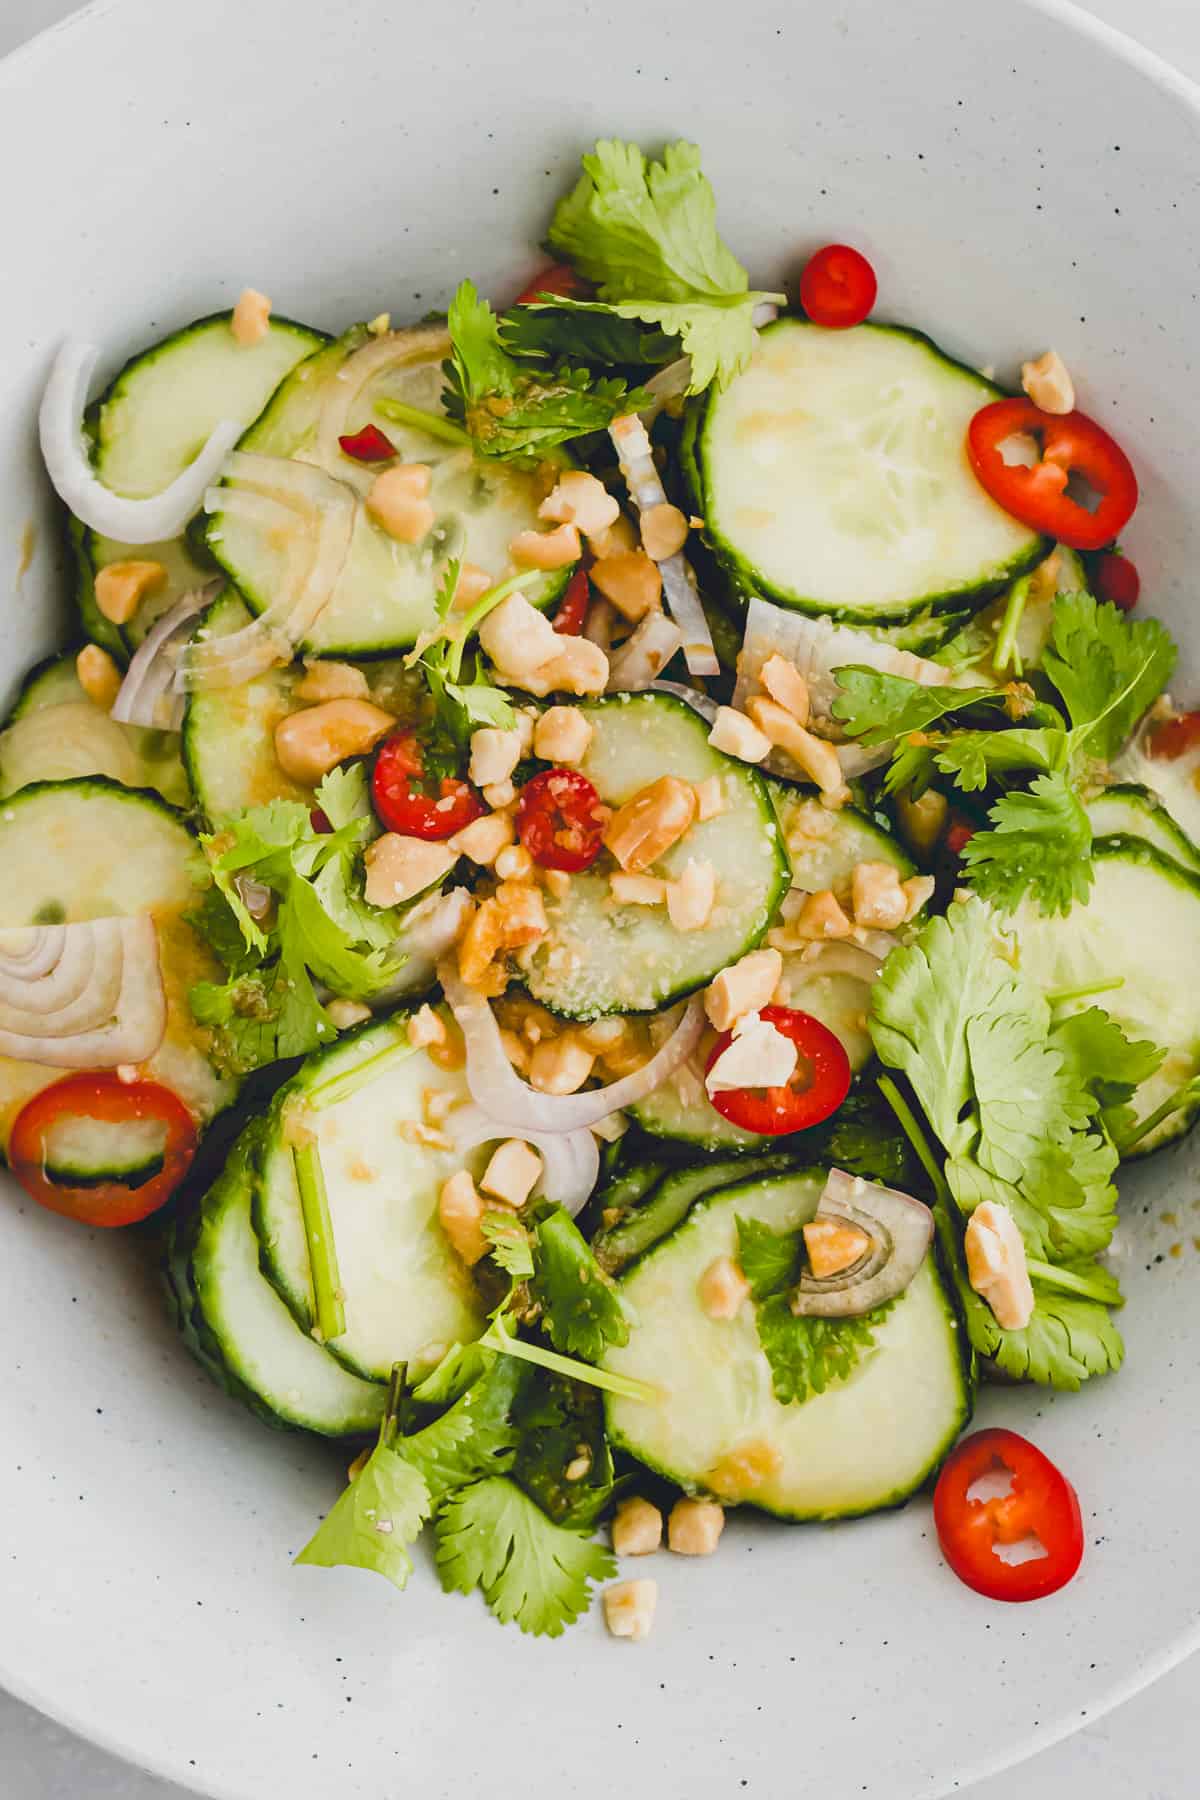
(606, 613, 685, 692)
(446, 1101, 599, 1216)
(111, 585, 220, 729)
(0, 916, 166, 1068)
(609, 413, 719, 678)
(40, 340, 240, 543)
(646, 679, 720, 724)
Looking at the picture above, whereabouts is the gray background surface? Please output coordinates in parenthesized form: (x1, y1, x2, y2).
(1, 0, 1196, 1793)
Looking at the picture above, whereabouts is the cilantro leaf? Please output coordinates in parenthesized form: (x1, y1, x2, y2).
(434, 1475, 615, 1637)
(736, 1214, 802, 1297)
(960, 771, 1094, 916)
(1042, 591, 1176, 762)
(932, 727, 1061, 792)
(964, 1001, 1094, 1187)
(444, 280, 650, 457)
(295, 1444, 431, 1593)
(500, 305, 676, 369)
(483, 1210, 535, 1281)
(545, 140, 782, 390)
(831, 667, 1014, 746)
(531, 1207, 629, 1361)
(402, 1355, 522, 1498)
(734, 1217, 889, 1406)
(1050, 1006, 1165, 1122)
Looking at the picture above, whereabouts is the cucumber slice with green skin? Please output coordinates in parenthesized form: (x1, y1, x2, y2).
(182, 590, 423, 821)
(695, 319, 1048, 625)
(769, 784, 915, 891)
(593, 1151, 799, 1274)
(603, 1169, 972, 1520)
(521, 693, 789, 1019)
(75, 312, 327, 660)
(0, 779, 236, 1156)
(1014, 838, 1200, 1154)
(934, 545, 1086, 677)
(176, 1124, 386, 1436)
(1086, 784, 1200, 876)
(1114, 732, 1200, 851)
(206, 324, 568, 658)
(5, 652, 86, 721)
(254, 1014, 489, 1382)
(0, 692, 189, 807)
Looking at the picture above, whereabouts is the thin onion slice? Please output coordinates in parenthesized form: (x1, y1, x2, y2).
(790, 940, 886, 984)
(647, 679, 720, 724)
(439, 959, 705, 1134)
(370, 889, 476, 1005)
(606, 613, 685, 692)
(315, 325, 452, 482)
(0, 916, 166, 1068)
(447, 1102, 599, 1216)
(40, 341, 239, 544)
(609, 413, 719, 678)
(111, 585, 220, 729)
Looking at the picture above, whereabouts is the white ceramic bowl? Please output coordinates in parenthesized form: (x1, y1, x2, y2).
(1, 1, 1198, 1795)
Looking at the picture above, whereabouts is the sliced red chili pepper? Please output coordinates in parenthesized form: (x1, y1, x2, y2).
(514, 263, 592, 305)
(371, 731, 484, 841)
(552, 565, 591, 636)
(933, 1428, 1084, 1603)
(9, 1073, 197, 1228)
(944, 818, 976, 858)
(966, 398, 1138, 551)
(798, 244, 877, 329)
(337, 424, 397, 464)
(1146, 710, 1200, 761)
(705, 1006, 851, 1136)
(310, 808, 333, 834)
(516, 768, 606, 872)
(1091, 550, 1140, 612)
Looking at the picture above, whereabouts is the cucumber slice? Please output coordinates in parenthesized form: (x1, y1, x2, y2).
(593, 1152, 798, 1273)
(0, 779, 236, 1155)
(5, 652, 86, 720)
(75, 312, 327, 659)
(182, 590, 422, 821)
(696, 319, 1048, 624)
(1114, 732, 1200, 851)
(254, 1015, 489, 1381)
(603, 1169, 971, 1520)
(40, 1108, 167, 1188)
(1014, 839, 1200, 1153)
(946, 545, 1086, 679)
(769, 785, 915, 891)
(207, 325, 568, 657)
(521, 693, 789, 1018)
(1087, 784, 1200, 876)
(0, 693, 189, 807)
(178, 1125, 386, 1436)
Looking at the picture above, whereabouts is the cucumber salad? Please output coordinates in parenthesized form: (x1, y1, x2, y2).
(8, 139, 1199, 1639)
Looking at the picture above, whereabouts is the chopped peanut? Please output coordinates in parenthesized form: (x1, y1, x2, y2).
(438, 1170, 487, 1265)
(483, 779, 517, 809)
(693, 775, 725, 822)
(408, 1003, 447, 1051)
(791, 889, 852, 941)
(589, 511, 638, 559)
(578, 1016, 630, 1053)
(468, 726, 523, 789)
(541, 867, 572, 900)
(698, 1255, 750, 1320)
(668, 1497, 725, 1557)
(510, 523, 581, 571)
(495, 843, 533, 882)
(964, 1200, 1035, 1330)
(612, 1497, 663, 1558)
(451, 562, 495, 611)
(294, 659, 370, 703)
(538, 470, 620, 539)
(667, 858, 716, 932)
(75, 644, 122, 711)
(850, 860, 908, 931)
(603, 1579, 657, 1642)
(231, 288, 271, 346)
(94, 558, 166, 626)
(534, 705, 593, 765)
(610, 872, 668, 907)
(604, 775, 697, 873)
(759, 653, 810, 724)
(494, 880, 548, 947)
(704, 948, 783, 1032)
(458, 897, 504, 987)
(367, 467, 434, 543)
(479, 592, 561, 675)
(498, 1027, 529, 1074)
(639, 502, 689, 561)
(745, 697, 849, 804)
(589, 549, 662, 622)
(1021, 349, 1075, 415)
(274, 697, 395, 786)
(363, 833, 455, 907)
(325, 998, 372, 1030)
(900, 874, 936, 923)
(804, 1216, 871, 1280)
(529, 1034, 595, 1095)
(520, 636, 610, 699)
(480, 1138, 543, 1209)
(450, 810, 514, 866)
(708, 705, 771, 764)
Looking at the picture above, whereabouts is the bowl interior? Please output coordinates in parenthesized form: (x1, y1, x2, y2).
(0, 2, 1198, 1796)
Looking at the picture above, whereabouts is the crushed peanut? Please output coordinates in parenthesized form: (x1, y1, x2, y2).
(589, 549, 663, 622)
(964, 1200, 1036, 1330)
(698, 1255, 750, 1320)
(450, 810, 515, 867)
(510, 523, 581, 571)
(438, 1170, 487, 1265)
(759, 653, 810, 723)
(667, 858, 716, 932)
(75, 644, 122, 711)
(538, 470, 619, 539)
(605, 775, 697, 873)
(325, 998, 372, 1030)
(667, 1497, 725, 1556)
(367, 466, 434, 543)
(708, 705, 771, 764)
(469, 725, 523, 788)
(612, 1497, 663, 1558)
(408, 1004, 447, 1051)
(790, 888, 853, 940)
(94, 559, 167, 626)
(274, 697, 394, 786)
(294, 659, 370, 703)
(1021, 348, 1075, 415)
(363, 833, 455, 907)
(693, 774, 725, 821)
(610, 872, 668, 907)
(704, 948, 783, 1032)
(639, 502, 689, 561)
(534, 704, 593, 765)
(745, 697, 849, 804)
(495, 843, 534, 882)
(850, 860, 908, 931)
(804, 1216, 872, 1280)
(529, 1034, 595, 1095)
(231, 288, 272, 346)
(603, 1579, 657, 1642)
(480, 1138, 543, 1209)
(494, 880, 548, 946)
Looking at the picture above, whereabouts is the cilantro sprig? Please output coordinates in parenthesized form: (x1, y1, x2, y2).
(405, 557, 531, 744)
(735, 1216, 892, 1406)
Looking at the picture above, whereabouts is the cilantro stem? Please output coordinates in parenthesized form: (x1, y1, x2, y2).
(1046, 976, 1125, 1006)
(876, 1075, 953, 1210)
(479, 1320, 658, 1405)
(293, 1143, 346, 1342)
(1110, 1076, 1200, 1152)
(374, 397, 473, 449)
(306, 1030, 417, 1111)
(1026, 1258, 1123, 1306)
(993, 575, 1031, 676)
